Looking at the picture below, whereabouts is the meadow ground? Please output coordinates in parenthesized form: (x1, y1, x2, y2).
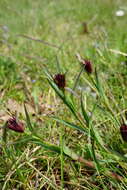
(0, 0, 127, 189)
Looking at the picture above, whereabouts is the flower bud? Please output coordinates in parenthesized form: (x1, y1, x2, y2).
(54, 74, 66, 89)
(83, 60, 93, 73)
(120, 124, 127, 142)
(6, 117, 24, 133)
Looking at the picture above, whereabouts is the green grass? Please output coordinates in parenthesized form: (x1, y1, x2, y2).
(0, 0, 127, 189)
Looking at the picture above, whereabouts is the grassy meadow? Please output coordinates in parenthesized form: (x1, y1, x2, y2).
(0, 0, 127, 189)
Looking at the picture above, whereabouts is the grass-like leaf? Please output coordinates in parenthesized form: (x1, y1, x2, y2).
(63, 145, 79, 160)
(32, 139, 61, 154)
(81, 94, 90, 126)
(53, 117, 87, 134)
(2, 122, 7, 143)
(94, 67, 103, 96)
(24, 104, 34, 132)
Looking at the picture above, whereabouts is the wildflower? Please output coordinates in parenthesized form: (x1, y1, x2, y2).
(82, 60, 93, 74)
(54, 74, 66, 89)
(120, 123, 127, 142)
(6, 117, 24, 133)
(76, 53, 93, 74)
(116, 10, 124, 17)
(31, 79, 36, 83)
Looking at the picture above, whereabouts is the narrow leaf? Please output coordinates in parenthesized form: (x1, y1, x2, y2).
(24, 104, 33, 132)
(81, 94, 90, 126)
(31, 139, 61, 154)
(53, 117, 87, 134)
(63, 145, 79, 160)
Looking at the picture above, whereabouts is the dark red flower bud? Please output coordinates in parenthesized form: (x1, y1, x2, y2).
(120, 124, 127, 142)
(82, 60, 93, 73)
(54, 74, 65, 89)
(6, 117, 24, 133)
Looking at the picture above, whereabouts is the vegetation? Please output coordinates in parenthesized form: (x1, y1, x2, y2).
(0, 0, 127, 189)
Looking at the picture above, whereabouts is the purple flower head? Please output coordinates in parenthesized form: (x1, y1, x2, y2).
(6, 117, 24, 133)
(76, 53, 93, 74)
(54, 74, 66, 89)
(82, 60, 93, 74)
(120, 123, 127, 142)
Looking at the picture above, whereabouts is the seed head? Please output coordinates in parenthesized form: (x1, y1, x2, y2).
(120, 123, 127, 142)
(54, 74, 66, 89)
(6, 117, 24, 133)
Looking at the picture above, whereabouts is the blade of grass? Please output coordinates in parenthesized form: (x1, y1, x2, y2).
(24, 104, 34, 132)
(31, 139, 61, 154)
(59, 123, 64, 189)
(53, 117, 87, 134)
(63, 145, 95, 168)
(72, 67, 84, 93)
(81, 93, 90, 126)
(2, 122, 7, 143)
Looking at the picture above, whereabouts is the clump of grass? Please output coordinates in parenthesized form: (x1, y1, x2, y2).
(45, 58, 127, 189)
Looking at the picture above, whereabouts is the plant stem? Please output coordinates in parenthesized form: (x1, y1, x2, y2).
(60, 123, 64, 189)
(72, 67, 84, 94)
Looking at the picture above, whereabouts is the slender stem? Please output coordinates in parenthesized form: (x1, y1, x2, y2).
(56, 55, 61, 73)
(60, 123, 64, 189)
(2, 122, 7, 144)
(72, 67, 84, 93)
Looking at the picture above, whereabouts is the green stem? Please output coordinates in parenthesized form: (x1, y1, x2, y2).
(2, 122, 7, 144)
(72, 67, 84, 95)
(60, 124, 64, 189)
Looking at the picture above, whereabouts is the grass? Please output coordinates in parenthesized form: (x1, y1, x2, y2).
(0, 0, 127, 189)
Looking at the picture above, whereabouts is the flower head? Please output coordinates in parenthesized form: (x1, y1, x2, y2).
(82, 60, 93, 74)
(54, 74, 66, 89)
(120, 123, 127, 142)
(76, 53, 93, 74)
(6, 117, 24, 133)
